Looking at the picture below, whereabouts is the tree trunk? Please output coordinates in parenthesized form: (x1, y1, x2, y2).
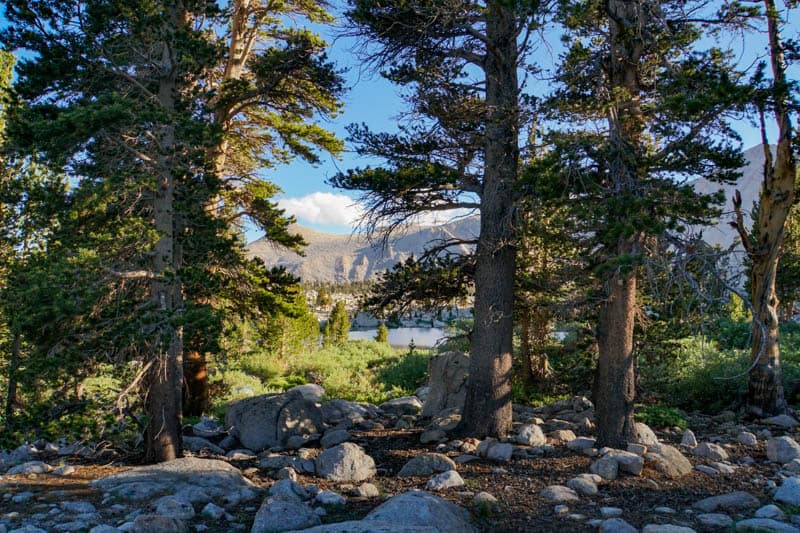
(594, 245, 638, 448)
(144, 10, 184, 463)
(183, 351, 208, 417)
(519, 306, 535, 387)
(4, 331, 21, 429)
(457, 2, 518, 438)
(744, 0, 796, 416)
(519, 306, 553, 387)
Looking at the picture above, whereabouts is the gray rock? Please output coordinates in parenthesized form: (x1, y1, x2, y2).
(6, 461, 51, 475)
(738, 432, 758, 446)
(425, 470, 464, 491)
(567, 437, 597, 451)
(422, 352, 469, 417)
(251, 496, 320, 533)
(286, 384, 325, 402)
(11, 491, 34, 503)
(645, 444, 693, 479)
(642, 526, 696, 533)
(566, 477, 598, 496)
(696, 465, 718, 475)
(288, 523, 436, 533)
(131, 515, 187, 533)
(693, 491, 759, 513)
(774, 477, 800, 506)
(420, 429, 448, 444)
(697, 513, 733, 527)
(364, 490, 476, 533)
(54, 523, 91, 532)
(320, 400, 370, 425)
(61, 501, 97, 514)
(315, 443, 376, 482)
(549, 429, 577, 443)
(654, 507, 676, 514)
(268, 479, 309, 501)
(735, 518, 799, 532)
(154, 496, 195, 520)
(600, 507, 623, 518)
(539, 485, 579, 503)
(225, 390, 324, 451)
(191, 416, 224, 438)
(761, 414, 800, 428)
(692, 442, 729, 461)
(91, 457, 254, 502)
(53, 465, 76, 476)
(486, 443, 514, 462)
(355, 483, 380, 498)
(472, 492, 498, 506)
(627, 443, 648, 456)
(182, 436, 225, 456)
(89, 527, 121, 533)
(379, 396, 423, 416)
(321, 430, 351, 449)
(768, 436, 800, 464)
(600, 518, 637, 533)
(634, 422, 659, 446)
(590, 457, 619, 481)
(201, 502, 225, 520)
(397, 453, 457, 477)
(517, 424, 547, 446)
(226, 449, 256, 460)
(604, 449, 645, 476)
(756, 504, 787, 520)
(315, 490, 346, 506)
(681, 429, 698, 448)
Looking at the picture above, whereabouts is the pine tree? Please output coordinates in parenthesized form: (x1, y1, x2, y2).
(375, 322, 389, 344)
(324, 301, 350, 347)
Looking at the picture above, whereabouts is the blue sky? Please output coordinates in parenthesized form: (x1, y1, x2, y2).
(268, 7, 798, 238)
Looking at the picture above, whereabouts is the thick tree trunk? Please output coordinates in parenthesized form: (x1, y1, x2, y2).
(4, 331, 21, 429)
(144, 12, 184, 463)
(457, 2, 518, 438)
(745, 0, 796, 416)
(183, 351, 208, 417)
(594, 246, 638, 448)
(519, 306, 553, 387)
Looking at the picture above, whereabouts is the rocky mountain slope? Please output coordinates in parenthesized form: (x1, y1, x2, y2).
(248, 145, 767, 283)
(247, 217, 479, 283)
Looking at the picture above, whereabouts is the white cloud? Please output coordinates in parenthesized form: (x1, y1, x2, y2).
(278, 192, 364, 228)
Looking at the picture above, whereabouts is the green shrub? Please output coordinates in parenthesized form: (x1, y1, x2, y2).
(635, 404, 687, 429)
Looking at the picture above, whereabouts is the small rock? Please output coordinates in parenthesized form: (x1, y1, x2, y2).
(397, 453, 457, 477)
(251, 496, 319, 533)
(654, 507, 676, 514)
(712, 462, 735, 474)
(315, 443, 376, 482)
(315, 490, 346, 506)
(268, 479, 309, 501)
(681, 429, 698, 448)
(627, 443, 647, 456)
(693, 491, 759, 513)
(420, 429, 448, 444)
(61, 501, 97, 514)
(696, 465, 717, 475)
(735, 518, 800, 532)
(425, 470, 465, 491)
(131, 515, 187, 533)
(604, 449, 644, 476)
(200, 502, 225, 520)
(6, 461, 51, 475)
(566, 477, 598, 496)
(567, 437, 597, 451)
(590, 457, 619, 481)
(600, 507, 623, 518)
(379, 396, 423, 416)
(517, 425, 547, 446)
(642, 526, 696, 533)
(775, 477, 800, 506)
(692, 442, 729, 461)
(11, 491, 34, 503)
(154, 496, 195, 520)
(539, 485, 579, 503)
(761, 414, 800, 428)
(738, 432, 758, 446)
(646, 444, 693, 479)
(633, 422, 659, 446)
(697, 513, 733, 527)
(472, 492, 498, 506)
(600, 518, 637, 533)
(355, 483, 380, 498)
(756, 504, 787, 520)
(486, 443, 514, 462)
(53, 465, 76, 476)
(554, 504, 570, 515)
(768, 436, 800, 464)
(182, 436, 225, 455)
(549, 430, 577, 443)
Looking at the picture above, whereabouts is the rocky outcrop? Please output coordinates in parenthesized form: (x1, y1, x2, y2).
(422, 351, 469, 418)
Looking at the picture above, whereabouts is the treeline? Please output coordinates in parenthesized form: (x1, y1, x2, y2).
(0, 0, 795, 462)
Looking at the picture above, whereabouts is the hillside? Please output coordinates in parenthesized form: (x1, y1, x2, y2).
(246, 217, 480, 283)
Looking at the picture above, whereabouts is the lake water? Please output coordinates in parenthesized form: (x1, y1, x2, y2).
(349, 327, 445, 348)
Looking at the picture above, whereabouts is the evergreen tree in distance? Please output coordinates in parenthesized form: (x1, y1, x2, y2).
(375, 322, 390, 344)
(324, 301, 350, 347)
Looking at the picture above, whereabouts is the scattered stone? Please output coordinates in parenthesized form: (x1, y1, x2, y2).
(654, 507, 676, 514)
(362, 490, 476, 533)
(627, 443, 647, 456)
(756, 504, 787, 521)
(397, 453, 457, 477)
(131, 515, 187, 533)
(486, 443, 513, 463)
(761, 414, 800, 428)
(693, 491, 759, 513)
(712, 462, 735, 474)
(567, 437, 596, 451)
(642, 526, 696, 533)
(53, 465, 76, 476)
(315, 490, 346, 506)
(768, 436, 800, 464)
(554, 504, 570, 515)
(696, 465, 718, 475)
(269, 479, 309, 501)
(225, 390, 324, 451)
(738, 432, 758, 446)
(315, 443, 376, 482)
(11, 491, 34, 503)
(454, 455, 479, 465)
(734, 518, 799, 532)
(774, 477, 800, 506)
(6, 461, 51, 475)
(420, 429, 448, 444)
(251, 496, 320, 533)
(422, 351, 469, 417)
(320, 430, 351, 449)
(61, 501, 97, 514)
(590, 457, 619, 481)
(549, 430, 577, 443)
(472, 492, 498, 506)
(379, 396, 423, 416)
(604, 449, 644, 476)
(192, 416, 224, 438)
(517, 424, 547, 447)
(681, 429, 698, 449)
(600, 507, 623, 518)
(286, 383, 325, 402)
(566, 477, 598, 496)
(600, 518, 637, 533)
(539, 485, 579, 503)
(645, 444, 693, 479)
(692, 442, 729, 461)
(697, 513, 733, 528)
(201, 502, 225, 520)
(634, 423, 659, 446)
(89, 527, 121, 533)
(425, 470, 465, 491)
(182, 437, 225, 456)
(355, 483, 380, 499)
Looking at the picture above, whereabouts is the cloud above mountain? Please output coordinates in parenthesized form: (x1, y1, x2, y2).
(278, 192, 364, 229)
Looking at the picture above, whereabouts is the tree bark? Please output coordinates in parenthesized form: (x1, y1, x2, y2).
(144, 6, 185, 463)
(4, 331, 21, 429)
(457, 1, 519, 438)
(183, 351, 208, 417)
(519, 306, 553, 387)
(743, 0, 795, 416)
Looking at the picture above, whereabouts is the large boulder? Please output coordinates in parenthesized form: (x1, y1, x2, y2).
(225, 390, 323, 451)
(774, 477, 800, 506)
(767, 436, 800, 464)
(422, 351, 469, 417)
(645, 444, 693, 479)
(364, 490, 476, 533)
(315, 443, 376, 482)
(633, 423, 659, 446)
